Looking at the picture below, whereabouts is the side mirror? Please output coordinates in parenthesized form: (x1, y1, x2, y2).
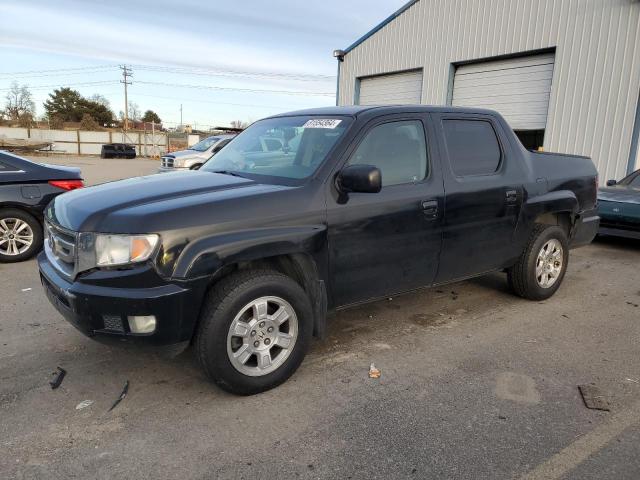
(606, 179, 617, 186)
(337, 164, 382, 194)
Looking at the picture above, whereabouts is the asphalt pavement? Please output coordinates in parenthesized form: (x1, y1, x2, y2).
(1, 155, 639, 479)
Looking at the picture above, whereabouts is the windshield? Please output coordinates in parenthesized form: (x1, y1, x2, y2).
(190, 136, 220, 152)
(201, 116, 351, 181)
(619, 170, 640, 187)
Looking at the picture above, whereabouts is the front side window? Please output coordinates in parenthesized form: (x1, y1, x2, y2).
(202, 116, 351, 180)
(443, 119, 501, 176)
(348, 120, 428, 187)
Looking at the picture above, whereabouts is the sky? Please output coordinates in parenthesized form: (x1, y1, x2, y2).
(0, 0, 407, 129)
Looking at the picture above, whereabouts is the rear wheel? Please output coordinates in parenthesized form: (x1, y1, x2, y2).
(0, 208, 43, 263)
(508, 224, 569, 300)
(196, 269, 313, 395)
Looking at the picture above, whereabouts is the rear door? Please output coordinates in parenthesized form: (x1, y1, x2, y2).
(431, 113, 524, 282)
(327, 114, 444, 306)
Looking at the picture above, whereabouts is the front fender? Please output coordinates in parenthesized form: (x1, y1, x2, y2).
(171, 225, 327, 279)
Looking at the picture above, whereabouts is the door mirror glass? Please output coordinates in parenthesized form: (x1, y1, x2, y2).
(606, 179, 617, 186)
(337, 164, 382, 193)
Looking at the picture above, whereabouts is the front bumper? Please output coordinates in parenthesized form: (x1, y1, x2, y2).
(157, 166, 188, 173)
(38, 252, 207, 349)
(570, 208, 600, 248)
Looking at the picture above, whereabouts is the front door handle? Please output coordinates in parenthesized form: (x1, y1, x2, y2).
(421, 199, 439, 219)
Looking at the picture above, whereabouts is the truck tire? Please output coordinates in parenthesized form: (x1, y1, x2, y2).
(196, 269, 313, 395)
(507, 224, 569, 301)
(0, 208, 43, 263)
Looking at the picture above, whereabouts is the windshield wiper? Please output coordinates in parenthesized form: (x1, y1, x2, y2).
(210, 170, 246, 178)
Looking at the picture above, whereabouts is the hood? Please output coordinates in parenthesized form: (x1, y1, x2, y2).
(47, 170, 291, 232)
(164, 149, 209, 160)
(598, 186, 640, 204)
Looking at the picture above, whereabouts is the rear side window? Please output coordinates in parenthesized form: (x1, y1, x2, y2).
(443, 120, 501, 176)
(0, 160, 19, 172)
(348, 120, 428, 187)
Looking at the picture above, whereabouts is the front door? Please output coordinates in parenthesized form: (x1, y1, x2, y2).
(327, 116, 444, 307)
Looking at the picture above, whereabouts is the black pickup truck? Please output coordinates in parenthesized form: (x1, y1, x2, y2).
(38, 106, 599, 394)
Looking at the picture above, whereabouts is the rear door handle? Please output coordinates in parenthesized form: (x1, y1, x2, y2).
(421, 199, 439, 219)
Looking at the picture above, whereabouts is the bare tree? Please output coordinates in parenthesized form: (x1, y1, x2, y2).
(128, 101, 141, 122)
(3, 82, 35, 120)
(89, 94, 111, 109)
(230, 120, 249, 129)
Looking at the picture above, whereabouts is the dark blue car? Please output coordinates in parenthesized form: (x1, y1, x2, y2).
(0, 151, 83, 262)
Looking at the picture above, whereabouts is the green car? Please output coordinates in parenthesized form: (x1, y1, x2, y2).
(598, 169, 640, 239)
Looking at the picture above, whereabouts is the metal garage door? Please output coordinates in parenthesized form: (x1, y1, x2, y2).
(452, 53, 555, 130)
(358, 70, 423, 105)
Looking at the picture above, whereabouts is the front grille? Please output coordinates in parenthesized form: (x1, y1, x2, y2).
(161, 156, 174, 168)
(44, 221, 77, 278)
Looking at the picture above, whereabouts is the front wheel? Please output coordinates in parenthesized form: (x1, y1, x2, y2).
(196, 270, 313, 395)
(508, 224, 569, 300)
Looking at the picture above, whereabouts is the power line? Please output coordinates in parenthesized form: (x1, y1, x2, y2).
(0, 80, 119, 91)
(135, 80, 333, 96)
(131, 92, 290, 110)
(0, 65, 117, 77)
(132, 64, 335, 82)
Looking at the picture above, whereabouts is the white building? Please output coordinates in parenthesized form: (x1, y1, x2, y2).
(335, 0, 640, 182)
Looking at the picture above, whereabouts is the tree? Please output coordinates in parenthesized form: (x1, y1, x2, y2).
(128, 102, 141, 122)
(3, 82, 35, 120)
(79, 113, 101, 131)
(141, 110, 161, 124)
(89, 94, 111, 108)
(230, 120, 249, 129)
(44, 88, 113, 125)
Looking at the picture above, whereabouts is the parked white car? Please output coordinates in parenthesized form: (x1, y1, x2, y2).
(159, 135, 235, 172)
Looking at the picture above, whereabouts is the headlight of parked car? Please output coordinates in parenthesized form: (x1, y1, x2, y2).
(77, 233, 159, 271)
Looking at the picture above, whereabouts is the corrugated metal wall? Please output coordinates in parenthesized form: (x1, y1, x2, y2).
(338, 0, 640, 182)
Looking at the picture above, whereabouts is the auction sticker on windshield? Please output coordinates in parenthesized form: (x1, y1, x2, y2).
(303, 119, 342, 129)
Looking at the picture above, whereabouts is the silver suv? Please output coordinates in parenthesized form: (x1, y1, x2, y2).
(159, 135, 235, 172)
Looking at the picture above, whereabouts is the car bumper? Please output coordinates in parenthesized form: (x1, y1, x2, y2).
(38, 252, 207, 351)
(157, 166, 188, 173)
(570, 208, 600, 248)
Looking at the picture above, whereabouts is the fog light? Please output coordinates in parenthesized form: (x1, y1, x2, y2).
(128, 315, 156, 334)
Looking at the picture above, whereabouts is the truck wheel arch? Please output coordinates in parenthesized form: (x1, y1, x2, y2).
(198, 253, 328, 340)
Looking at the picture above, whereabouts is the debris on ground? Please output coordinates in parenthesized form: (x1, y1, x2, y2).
(49, 367, 66, 389)
(108, 380, 129, 412)
(626, 301, 639, 308)
(561, 314, 569, 318)
(75, 400, 94, 410)
(368, 363, 381, 379)
(625, 377, 639, 384)
(21, 288, 32, 292)
(578, 384, 611, 411)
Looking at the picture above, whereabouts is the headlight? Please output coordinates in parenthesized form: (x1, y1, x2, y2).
(77, 233, 159, 271)
(173, 158, 186, 167)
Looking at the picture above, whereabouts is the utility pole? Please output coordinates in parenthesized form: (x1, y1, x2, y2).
(120, 65, 133, 131)
(179, 104, 183, 130)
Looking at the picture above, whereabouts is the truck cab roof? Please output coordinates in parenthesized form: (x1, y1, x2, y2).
(270, 104, 502, 119)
